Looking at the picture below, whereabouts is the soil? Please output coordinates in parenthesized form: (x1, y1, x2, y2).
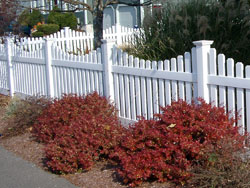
(0, 99, 174, 188)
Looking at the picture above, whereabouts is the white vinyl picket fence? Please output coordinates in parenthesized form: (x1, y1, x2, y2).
(0, 38, 249, 131)
(15, 25, 140, 54)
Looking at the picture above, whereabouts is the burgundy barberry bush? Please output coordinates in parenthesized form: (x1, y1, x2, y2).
(111, 99, 245, 187)
(32, 92, 126, 173)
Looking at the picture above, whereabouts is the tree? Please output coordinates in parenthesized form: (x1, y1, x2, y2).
(21, 0, 153, 48)
(0, 0, 20, 35)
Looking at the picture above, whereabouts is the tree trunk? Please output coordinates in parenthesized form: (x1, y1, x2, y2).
(93, 8, 104, 49)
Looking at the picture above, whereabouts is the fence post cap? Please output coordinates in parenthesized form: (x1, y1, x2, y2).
(101, 39, 116, 44)
(193, 40, 213, 47)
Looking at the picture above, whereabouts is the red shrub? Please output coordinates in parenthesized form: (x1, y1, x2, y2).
(111, 99, 245, 187)
(32, 94, 86, 143)
(32, 92, 126, 173)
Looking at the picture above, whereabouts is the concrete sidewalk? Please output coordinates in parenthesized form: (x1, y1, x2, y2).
(0, 146, 78, 188)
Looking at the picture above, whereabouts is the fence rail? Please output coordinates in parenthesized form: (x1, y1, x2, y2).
(0, 37, 249, 131)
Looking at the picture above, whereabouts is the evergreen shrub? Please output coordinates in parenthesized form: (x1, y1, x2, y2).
(31, 31, 44, 37)
(36, 24, 59, 35)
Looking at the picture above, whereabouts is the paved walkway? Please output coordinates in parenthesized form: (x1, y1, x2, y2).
(0, 146, 78, 188)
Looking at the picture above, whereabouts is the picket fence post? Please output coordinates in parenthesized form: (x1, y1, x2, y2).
(5, 38, 15, 97)
(44, 38, 55, 98)
(193, 40, 213, 103)
(101, 39, 116, 101)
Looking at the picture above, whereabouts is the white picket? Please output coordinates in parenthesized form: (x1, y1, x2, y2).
(41, 65, 47, 95)
(171, 58, 178, 101)
(218, 54, 226, 110)
(123, 53, 131, 119)
(113, 48, 120, 116)
(146, 60, 153, 119)
(184, 52, 192, 103)
(53, 67, 58, 97)
(72, 30, 77, 53)
(21, 63, 25, 93)
(177, 55, 185, 100)
(27, 38, 31, 52)
(140, 59, 147, 118)
(24, 64, 28, 94)
(209, 48, 218, 106)
(57, 67, 63, 95)
(55, 67, 61, 97)
(85, 54, 90, 93)
(89, 52, 95, 93)
(34, 65, 39, 95)
(33, 64, 37, 95)
(134, 58, 141, 118)
(68, 29, 72, 52)
(152, 61, 159, 114)
(81, 68, 87, 95)
(93, 51, 99, 94)
(62, 67, 68, 94)
(14, 63, 18, 92)
(77, 69, 82, 96)
(69, 68, 75, 94)
(227, 58, 236, 121)
(164, 60, 171, 106)
(16, 63, 20, 92)
(118, 49, 125, 117)
(13, 63, 19, 92)
(191, 47, 198, 100)
(26, 64, 30, 94)
(37, 65, 42, 94)
(97, 48, 103, 96)
(64, 67, 70, 95)
(30, 64, 35, 95)
(74, 68, 79, 94)
(69, 68, 74, 93)
(158, 61, 165, 108)
(236, 63, 245, 134)
(28, 64, 33, 94)
(129, 55, 136, 120)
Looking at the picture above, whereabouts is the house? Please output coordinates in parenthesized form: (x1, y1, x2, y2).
(26, 0, 147, 32)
